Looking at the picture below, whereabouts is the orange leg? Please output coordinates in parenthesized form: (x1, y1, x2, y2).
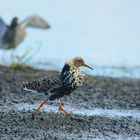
(32, 98, 48, 117)
(57, 100, 72, 118)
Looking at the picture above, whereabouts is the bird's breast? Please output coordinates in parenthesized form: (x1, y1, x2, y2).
(62, 68, 85, 89)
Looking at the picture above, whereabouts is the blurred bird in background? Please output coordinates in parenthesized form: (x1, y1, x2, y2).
(0, 15, 50, 50)
(23, 56, 93, 119)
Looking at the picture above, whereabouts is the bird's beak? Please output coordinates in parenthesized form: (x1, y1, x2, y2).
(84, 63, 93, 70)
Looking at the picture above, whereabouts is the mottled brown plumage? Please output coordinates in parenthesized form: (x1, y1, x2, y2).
(23, 56, 93, 118)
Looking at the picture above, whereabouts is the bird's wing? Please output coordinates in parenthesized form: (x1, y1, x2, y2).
(20, 15, 50, 29)
(0, 17, 7, 39)
(23, 74, 61, 93)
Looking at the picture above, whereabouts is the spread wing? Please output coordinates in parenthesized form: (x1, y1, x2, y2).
(0, 18, 8, 46)
(23, 74, 61, 93)
(20, 15, 50, 29)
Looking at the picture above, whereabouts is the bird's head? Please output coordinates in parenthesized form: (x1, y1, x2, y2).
(65, 56, 93, 70)
(11, 17, 18, 28)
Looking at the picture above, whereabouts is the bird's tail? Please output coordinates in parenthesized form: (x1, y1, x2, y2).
(22, 81, 38, 93)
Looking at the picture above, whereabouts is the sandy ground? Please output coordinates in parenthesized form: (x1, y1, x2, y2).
(0, 65, 140, 140)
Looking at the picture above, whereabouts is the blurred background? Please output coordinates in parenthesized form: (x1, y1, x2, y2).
(0, 0, 140, 78)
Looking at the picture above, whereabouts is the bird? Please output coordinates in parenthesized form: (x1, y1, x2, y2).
(0, 15, 50, 49)
(22, 56, 93, 119)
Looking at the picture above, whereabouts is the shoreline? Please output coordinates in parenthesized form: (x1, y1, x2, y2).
(0, 65, 140, 139)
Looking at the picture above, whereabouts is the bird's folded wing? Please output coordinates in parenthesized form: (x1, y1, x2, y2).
(23, 74, 61, 93)
(20, 15, 50, 29)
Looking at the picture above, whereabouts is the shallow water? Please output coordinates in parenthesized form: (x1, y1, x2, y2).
(13, 103, 140, 120)
(0, 0, 140, 78)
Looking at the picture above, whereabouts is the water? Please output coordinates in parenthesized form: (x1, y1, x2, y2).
(13, 103, 140, 120)
(0, 0, 140, 78)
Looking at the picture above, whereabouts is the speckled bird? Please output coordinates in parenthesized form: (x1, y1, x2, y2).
(0, 15, 50, 49)
(23, 56, 93, 118)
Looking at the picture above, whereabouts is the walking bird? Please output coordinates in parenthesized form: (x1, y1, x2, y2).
(0, 15, 50, 49)
(23, 56, 93, 118)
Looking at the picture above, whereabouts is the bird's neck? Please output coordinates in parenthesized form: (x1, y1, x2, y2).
(64, 60, 79, 69)
(61, 64, 71, 75)
(61, 63, 81, 78)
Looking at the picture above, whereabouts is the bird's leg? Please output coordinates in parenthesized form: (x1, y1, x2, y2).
(32, 98, 48, 117)
(57, 100, 72, 118)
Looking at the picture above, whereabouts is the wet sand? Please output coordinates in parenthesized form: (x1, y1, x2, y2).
(0, 65, 140, 139)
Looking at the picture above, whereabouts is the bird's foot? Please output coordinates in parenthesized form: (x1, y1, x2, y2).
(65, 111, 72, 119)
(57, 100, 72, 119)
(59, 106, 72, 119)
